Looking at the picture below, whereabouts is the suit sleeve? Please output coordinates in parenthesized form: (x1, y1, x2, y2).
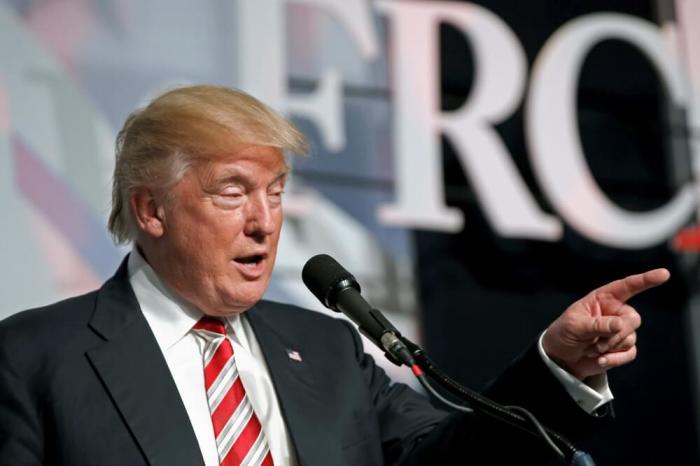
(402, 343, 611, 465)
(0, 323, 43, 466)
(342, 320, 609, 465)
(483, 341, 613, 436)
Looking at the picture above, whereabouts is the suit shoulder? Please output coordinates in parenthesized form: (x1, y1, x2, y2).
(0, 291, 98, 349)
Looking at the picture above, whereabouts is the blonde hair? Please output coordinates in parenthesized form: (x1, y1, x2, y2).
(108, 85, 308, 244)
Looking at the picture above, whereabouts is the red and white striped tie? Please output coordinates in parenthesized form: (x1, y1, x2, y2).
(193, 316, 274, 466)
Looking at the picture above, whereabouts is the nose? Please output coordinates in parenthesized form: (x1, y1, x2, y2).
(243, 191, 277, 239)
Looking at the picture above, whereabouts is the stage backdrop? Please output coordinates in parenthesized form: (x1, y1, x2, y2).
(0, 1, 698, 464)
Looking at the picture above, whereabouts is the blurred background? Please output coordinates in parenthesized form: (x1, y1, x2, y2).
(0, 0, 698, 464)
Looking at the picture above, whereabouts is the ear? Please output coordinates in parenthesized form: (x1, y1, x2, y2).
(129, 187, 166, 238)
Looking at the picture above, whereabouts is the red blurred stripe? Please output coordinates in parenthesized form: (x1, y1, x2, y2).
(673, 225, 700, 251)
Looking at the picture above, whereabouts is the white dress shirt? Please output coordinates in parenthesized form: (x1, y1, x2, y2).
(128, 250, 297, 466)
(128, 249, 612, 466)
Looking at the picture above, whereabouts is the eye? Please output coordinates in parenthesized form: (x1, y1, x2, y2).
(268, 189, 284, 204)
(220, 185, 244, 196)
(214, 185, 245, 208)
(268, 184, 285, 206)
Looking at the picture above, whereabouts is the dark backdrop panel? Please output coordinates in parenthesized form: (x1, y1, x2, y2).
(417, 1, 698, 464)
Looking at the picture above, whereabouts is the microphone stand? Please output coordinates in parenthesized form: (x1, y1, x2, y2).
(381, 329, 597, 466)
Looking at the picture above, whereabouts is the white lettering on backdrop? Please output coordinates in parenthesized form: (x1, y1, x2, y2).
(527, 13, 694, 248)
(236, 0, 696, 249)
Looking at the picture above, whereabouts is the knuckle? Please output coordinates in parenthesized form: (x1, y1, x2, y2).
(610, 316, 622, 333)
(615, 333, 636, 351)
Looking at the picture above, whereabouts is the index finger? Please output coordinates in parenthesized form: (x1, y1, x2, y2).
(596, 268, 670, 302)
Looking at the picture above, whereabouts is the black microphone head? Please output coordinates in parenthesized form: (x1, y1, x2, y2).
(302, 254, 361, 310)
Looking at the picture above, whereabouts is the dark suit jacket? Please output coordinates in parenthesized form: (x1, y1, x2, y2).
(0, 260, 604, 465)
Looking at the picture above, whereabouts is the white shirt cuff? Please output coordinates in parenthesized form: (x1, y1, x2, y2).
(537, 331, 614, 414)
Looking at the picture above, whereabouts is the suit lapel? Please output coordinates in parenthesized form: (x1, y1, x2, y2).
(86, 260, 205, 466)
(247, 304, 342, 466)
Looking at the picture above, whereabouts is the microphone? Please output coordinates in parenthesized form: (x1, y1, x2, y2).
(301, 254, 415, 366)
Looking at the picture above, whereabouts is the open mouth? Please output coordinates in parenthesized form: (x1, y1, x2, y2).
(234, 254, 265, 267)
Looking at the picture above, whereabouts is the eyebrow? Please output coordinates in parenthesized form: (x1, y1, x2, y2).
(268, 170, 289, 187)
(203, 168, 289, 191)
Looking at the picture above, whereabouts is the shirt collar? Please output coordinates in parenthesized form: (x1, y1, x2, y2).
(128, 247, 202, 351)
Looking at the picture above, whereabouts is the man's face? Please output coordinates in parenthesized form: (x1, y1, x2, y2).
(151, 145, 287, 316)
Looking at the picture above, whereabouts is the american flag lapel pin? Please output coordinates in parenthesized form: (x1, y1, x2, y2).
(287, 349, 302, 362)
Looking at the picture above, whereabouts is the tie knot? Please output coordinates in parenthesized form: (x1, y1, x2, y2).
(192, 316, 227, 335)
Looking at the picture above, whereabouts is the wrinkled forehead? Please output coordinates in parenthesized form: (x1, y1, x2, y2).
(190, 145, 289, 184)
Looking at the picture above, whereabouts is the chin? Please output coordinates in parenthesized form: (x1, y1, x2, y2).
(222, 294, 264, 313)
(215, 281, 269, 313)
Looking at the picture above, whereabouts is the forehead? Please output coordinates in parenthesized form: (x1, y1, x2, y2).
(195, 146, 288, 183)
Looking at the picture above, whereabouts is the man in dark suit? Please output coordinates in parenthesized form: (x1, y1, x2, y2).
(0, 85, 668, 466)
